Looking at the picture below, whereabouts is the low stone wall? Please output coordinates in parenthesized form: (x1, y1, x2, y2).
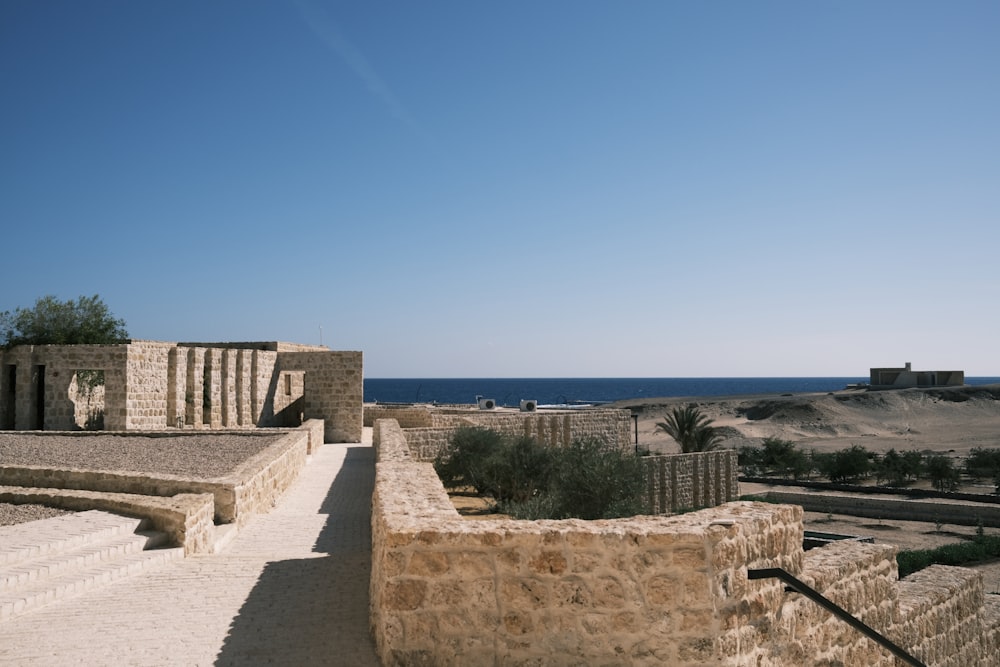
(367, 405, 632, 459)
(756, 490, 1000, 528)
(0, 425, 314, 525)
(895, 566, 1000, 667)
(364, 405, 434, 428)
(371, 418, 801, 666)
(371, 418, 1000, 666)
(302, 418, 325, 454)
(390, 422, 739, 516)
(642, 451, 740, 514)
(0, 486, 215, 555)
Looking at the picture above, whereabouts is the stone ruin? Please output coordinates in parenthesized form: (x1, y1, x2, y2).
(371, 418, 1000, 666)
(0, 340, 362, 443)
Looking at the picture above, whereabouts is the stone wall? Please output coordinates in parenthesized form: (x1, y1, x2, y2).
(364, 405, 435, 428)
(0, 486, 216, 556)
(0, 342, 362, 442)
(278, 350, 363, 442)
(757, 490, 1000, 528)
(0, 427, 311, 525)
(0, 344, 129, 431)
(371, 418, 1000, 666)
(643, 451, 740, 514)
(367, 406, 633, 461)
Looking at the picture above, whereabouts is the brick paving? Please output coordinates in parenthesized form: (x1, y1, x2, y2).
(0, 437, 380, 667)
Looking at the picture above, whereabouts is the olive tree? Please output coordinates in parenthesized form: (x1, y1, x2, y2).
(0, 295, 128, 349)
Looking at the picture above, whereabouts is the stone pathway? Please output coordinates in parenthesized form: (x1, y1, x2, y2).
(0, 439, 380, 666)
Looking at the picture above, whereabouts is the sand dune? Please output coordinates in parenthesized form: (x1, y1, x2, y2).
(610, 384, 1000, 455)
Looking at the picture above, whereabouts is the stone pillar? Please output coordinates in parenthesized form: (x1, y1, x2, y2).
(186, 347, 205, 427)
(236, 349, 252, 427)
(167, 347, 187, 428)
(221, 349, 237, 427)
(205, 348, 222, 428)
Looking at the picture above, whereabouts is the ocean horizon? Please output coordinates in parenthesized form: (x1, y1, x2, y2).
(364, 377, 1000, 406)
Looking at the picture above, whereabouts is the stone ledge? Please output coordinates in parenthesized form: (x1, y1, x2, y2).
(0, 425, 313, 525)
(0, 486, 215, 555)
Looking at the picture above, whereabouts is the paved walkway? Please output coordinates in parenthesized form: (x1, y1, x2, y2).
(0, 438, 380, 666)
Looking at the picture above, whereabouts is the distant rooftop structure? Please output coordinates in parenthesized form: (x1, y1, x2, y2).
(869, 362, 964, 390)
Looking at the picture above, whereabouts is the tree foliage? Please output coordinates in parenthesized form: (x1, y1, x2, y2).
(655, 405, 722, 452)
(0, 295, 128, 349)
(434, 428, 648, 520)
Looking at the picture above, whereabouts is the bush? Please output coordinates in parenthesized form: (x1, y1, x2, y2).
(520, 437, 648, 520)
(435, 428, 647, 520)
(926, 454, 961, 492)
(898, 534, 1000, 578)
(433, 426, 505, 495)
(739, 438, 813, 479)
(966, 447, 1000, 480)
(814, 444, 871, 483)
(434, 428, 555, 503)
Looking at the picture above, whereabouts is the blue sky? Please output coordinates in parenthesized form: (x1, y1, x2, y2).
(2, 1, 998, 377)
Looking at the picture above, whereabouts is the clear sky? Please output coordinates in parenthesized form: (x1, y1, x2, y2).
(2, 1, 998, 378)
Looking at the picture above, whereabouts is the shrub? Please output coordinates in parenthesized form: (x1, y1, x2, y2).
(437, 428, 648, 520)
(814, 444, 871, 483)
(926, 454, 961, 492)
(966, 447, 1000, 480)
(433, 426, 505, 495)
(538, 437, 648, 520)
(898, 534, 1000, 578)
(434, 428, 554, 504)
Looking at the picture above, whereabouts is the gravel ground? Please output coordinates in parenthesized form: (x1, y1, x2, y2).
(0, 432, 285, 478)
(0, 503, 73, 527)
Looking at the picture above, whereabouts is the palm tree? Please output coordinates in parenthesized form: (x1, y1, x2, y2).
(655, 405, 722, 453)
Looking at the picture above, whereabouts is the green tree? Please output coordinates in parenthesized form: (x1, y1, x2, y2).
(815, 444, 871, 483)
(926, 454, 961, 492)
(0, 295, 128, 349)
(506, 437, 648, 520)
(655, 405, 722, 452)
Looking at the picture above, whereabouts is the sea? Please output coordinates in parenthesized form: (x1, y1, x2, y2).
(364, 377, 1000, 407)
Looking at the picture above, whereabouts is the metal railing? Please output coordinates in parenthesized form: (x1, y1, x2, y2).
(747, 568, 925, 667)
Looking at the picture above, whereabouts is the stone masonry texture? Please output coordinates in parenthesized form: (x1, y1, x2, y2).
(371, 417, 1000, 666)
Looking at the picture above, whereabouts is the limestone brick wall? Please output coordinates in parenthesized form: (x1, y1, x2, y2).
(759, 490, 1000, 528)
(0, 486, 216, 555)
(221, 427, 310, 525)
(364, 405, 435, 428)
(643, 451, 740, 514)
(277, 350, 362, 442)
(1, 342, 360, 441)
(371, 418, 1000, 666)
(385, 408, 632, 460)
(0, 344, 129, 431)
(0, 427, 311, 525)
(371, 418, 802, 666)
(430, 408, 632, 450)
(124, 341, 172, 430)
(895, 566, 999, 667)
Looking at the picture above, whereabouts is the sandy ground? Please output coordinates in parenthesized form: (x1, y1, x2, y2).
(450, 385, 1000, 590)
(609, 384, 1000, 457)
(610, 384, 1000, 592)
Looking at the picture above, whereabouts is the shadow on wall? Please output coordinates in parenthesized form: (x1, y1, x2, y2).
(214, 446, 378, 666)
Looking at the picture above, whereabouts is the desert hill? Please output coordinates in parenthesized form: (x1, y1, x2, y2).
(609, 384, 1000, 455)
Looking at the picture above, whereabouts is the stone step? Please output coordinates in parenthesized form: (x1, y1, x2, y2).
(0, 546, 184, 621)
(0, 509, 149, 567)
(0, 530, 169, 593)
(0, 509, 185, 623)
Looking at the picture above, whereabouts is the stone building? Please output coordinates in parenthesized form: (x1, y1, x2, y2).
(870, 362, 964, 389)
(0, 340, 362, 442)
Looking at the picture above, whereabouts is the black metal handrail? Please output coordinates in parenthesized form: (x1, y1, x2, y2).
(747, 568, 925, 667)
